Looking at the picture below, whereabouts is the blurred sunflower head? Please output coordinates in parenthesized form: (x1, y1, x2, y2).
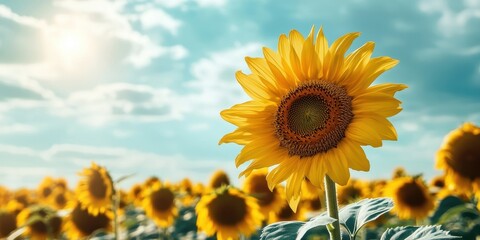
(337, 179, 369, 205)
(14, 188, 34, 207)
(76, 162, 114, 216)
(436, 122, 480, 195)
(243, 169, 284, 219)
(208, 170, 231, 189)
(0, 186, 11, 207)
(368, 179, 387, 198)
(142, 182, 177, 228)
(392, 166, 407, 179)
(48, 188, 72, 210)
(269, 197, 305, 223)
(385, 176, 434, 220)
(220, 26, 406, 211)
(0, 210, 17, 238)
(55, 178, 68, 191)
(17, 205, 62, 240)
(196, 187, 263, 240)
(143, 176, 161, 188)
(6, 199, 25, 216)
(37, 177, 55, 201)
(128, 183, 144, 207)
(63, 201, 112, 239)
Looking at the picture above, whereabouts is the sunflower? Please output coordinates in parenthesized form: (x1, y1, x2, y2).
(242, 169, 284, 219)
(436, 122, 480, 196)
(144, 176, 161, 188)
(76, 162, 114, 216)
(13, 188, 33, 207)
(48, 188, 72, 210)
(196, 187, 263, 240)
(142, 182, 177, 228)
(368, 179, 387, 198)
(128, 183, 144, 207)
(384, 176, 434, 220)
(301, 178, 324, 212)
(0, 186, 11, 207)
(16, 205, 62, 240)
(208, 170, 231, 189)
(0, 210, 17, 238)
(219, 27, 406, 210)
(269, 198, 305, 223)
(337, 179, 369, 205)
(63, 201, 112, 239)
(6, 199, 25, 216)
(392, 166, 407, 179)
(37, 177, 55, 201)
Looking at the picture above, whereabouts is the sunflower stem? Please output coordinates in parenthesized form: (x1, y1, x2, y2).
(112, 185, 120, 240)
(324, 175, 341, 240)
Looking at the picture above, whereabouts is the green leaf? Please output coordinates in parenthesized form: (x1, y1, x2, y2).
(260, 221, 305, 240)
(430, 196, 465, 224)
(338, 197, 393, 238)
(380, 225, 461, 240)
(295, 212, 336, 240)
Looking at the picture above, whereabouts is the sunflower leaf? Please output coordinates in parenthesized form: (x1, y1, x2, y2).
(260, 221, 304, 240)
(380, 225, 461, 240)
(338, 197, 393, 238)
(295, 212, 336, 240)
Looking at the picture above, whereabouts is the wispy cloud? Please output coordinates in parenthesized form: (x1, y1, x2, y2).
(186, 42, 262, 116)
(0, 143, 236, 188)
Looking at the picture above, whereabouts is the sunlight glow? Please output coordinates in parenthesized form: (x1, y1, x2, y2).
(45, 28, 93, 70)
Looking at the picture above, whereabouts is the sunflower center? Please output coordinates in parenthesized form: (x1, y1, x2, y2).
(88, 171, 108, 199)
(55, 193, 67, 207)
(29, 219, 48, 235)
(277, 204, 295, 220)
(446, 132, 480, 180)
(42, 187, 52, 198)
(151, 188, 175, 212)
(275, 81, 353, 157)
(248, 175, 275, 206)
(71, 204, 110, 235)
(208, 193, 247, 226)
(397, 181, 427, 207)
(339, 186, 362, 205)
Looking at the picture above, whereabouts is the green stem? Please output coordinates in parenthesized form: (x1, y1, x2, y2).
(325, 175, 341, 240)
(113, 186, 120, 240)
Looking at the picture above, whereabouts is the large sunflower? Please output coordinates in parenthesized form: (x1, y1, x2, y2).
(76, 162, 114, 216)
(196, 187, 263, 240)
(242, 169, 284, 219)
(220, 27, 406, 210)
(384, 176, 434, 220)
(63, 201, 112, 239)
(436, 122, 480, 197)
(142, 182, 177, 228)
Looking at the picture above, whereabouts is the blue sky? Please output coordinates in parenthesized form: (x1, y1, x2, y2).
(0, 0, 479, 189)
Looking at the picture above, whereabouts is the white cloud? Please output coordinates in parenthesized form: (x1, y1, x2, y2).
(0, 123, 36, 135)
(54, 83, 187, 126)
(419, 0, 480, 55)
(0, 4, 48, 29)
(138, 8, 182, 34)
(194, 0, 227, 7)
(186, 42, 262, 116)
(0, 143, 236, 188)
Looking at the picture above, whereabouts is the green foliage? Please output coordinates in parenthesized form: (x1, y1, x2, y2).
(260, 221, 305, 240)
(338, 197, 393, 239)
(380, 225, 461, 240)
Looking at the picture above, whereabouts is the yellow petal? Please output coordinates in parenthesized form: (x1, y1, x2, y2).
(266, 157, 299, 190)
(325, 32, 360, 81)
(347, 118, 383, 147)
(289, 29, 305, 55)
(235, 71, 272, 101)
(262, 47, 293, 88)
(325, 148, 350, 185)
(341, 139, 370, 171)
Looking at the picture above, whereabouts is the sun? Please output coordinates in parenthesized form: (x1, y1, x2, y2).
(44, 27, 93, 70)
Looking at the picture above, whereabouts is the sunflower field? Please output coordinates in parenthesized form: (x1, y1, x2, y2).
(1, 27, 480, 240)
